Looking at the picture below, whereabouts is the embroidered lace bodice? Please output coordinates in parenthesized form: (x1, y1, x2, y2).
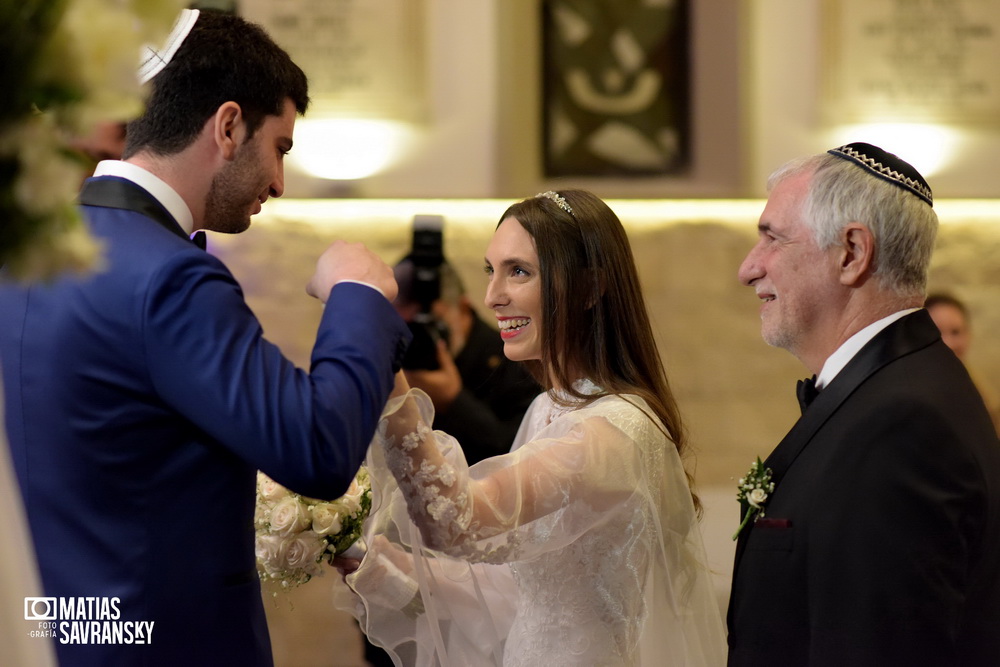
(335, 382, 726, 666)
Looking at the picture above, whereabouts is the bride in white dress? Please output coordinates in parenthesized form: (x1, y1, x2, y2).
(334, 190, 726, 666)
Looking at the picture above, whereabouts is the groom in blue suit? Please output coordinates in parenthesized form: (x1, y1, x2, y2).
(0, 10, 410, 666)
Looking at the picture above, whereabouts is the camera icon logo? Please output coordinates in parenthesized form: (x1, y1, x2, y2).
(24, 597, 57, 621)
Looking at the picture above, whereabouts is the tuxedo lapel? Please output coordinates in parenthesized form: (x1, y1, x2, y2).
(733, 310, 941, 564)
(764, 311, 939, 484)
(79, 176, 190, 243)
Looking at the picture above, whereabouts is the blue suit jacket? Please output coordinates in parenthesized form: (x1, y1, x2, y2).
(0, 177, 410, 666)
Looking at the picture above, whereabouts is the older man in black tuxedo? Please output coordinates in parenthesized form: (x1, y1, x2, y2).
(728, 143, 1000, 666)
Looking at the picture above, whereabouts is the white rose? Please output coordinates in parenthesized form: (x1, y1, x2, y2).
(61, 1, 145, 121)
(331, 496, 358, 517)
(311, 503, 343, 537)
(258, 473, 289, 502)
(269, 496, 311, 537)
(253, 502, 267, 529)
(10, 118, 85, 218)
(336, 481, 367, 516)
(255, 534, 289, 576)
(284, 532, 327, 573)
(747, 488, 768, 509)
(345, 477, 366, 500)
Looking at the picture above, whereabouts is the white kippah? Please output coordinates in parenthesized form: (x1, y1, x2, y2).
(138, 9, 200, 85)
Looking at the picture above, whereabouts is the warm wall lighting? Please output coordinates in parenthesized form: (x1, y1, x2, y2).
(289, 118, 415, 180)
(254, 199, 766, 234)
(252, 199, 1000, 245)
(831, 123, 960, 178)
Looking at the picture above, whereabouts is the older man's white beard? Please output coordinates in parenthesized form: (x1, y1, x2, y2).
(761, 321, 798, 353)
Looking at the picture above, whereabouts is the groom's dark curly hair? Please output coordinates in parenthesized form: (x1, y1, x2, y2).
(123, 9, 309, 158)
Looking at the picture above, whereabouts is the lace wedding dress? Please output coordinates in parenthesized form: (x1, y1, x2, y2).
(334, 381, 726, 666)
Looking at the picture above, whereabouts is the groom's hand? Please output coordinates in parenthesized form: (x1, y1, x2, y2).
(307, 240, 398, 303)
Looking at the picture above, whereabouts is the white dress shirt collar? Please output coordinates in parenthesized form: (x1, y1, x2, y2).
(815, 308, 919, 389)
(92, 160, 194, 235)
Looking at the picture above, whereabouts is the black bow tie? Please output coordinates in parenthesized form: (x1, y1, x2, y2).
(191, 231, 206, 250)
(796, 376, 818, 413)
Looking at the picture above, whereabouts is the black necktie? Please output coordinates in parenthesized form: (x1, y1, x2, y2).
(796, 376, 818, 413)
(191, 231, 206, 250)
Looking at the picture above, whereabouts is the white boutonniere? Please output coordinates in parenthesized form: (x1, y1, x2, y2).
(732, 457, 775, 540)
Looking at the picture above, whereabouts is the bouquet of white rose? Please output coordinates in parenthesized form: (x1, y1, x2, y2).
(254, 468, 372, 591)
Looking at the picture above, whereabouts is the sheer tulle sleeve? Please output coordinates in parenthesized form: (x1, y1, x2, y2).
(333, 392, 524, 666)
(376, 388, 642, 562)
(334, 388, 726, 666)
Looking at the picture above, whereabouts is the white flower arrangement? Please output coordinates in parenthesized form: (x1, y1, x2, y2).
(732, 457, 775, 540)
(254, 469, 372, 591)
(1, 0, 183, 280)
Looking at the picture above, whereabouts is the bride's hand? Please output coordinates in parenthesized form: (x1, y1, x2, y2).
(384, 375, 422, 443)
(331, 555, 362, 578)
(369, 535, 413, 576)
(390, 369, 410, 399)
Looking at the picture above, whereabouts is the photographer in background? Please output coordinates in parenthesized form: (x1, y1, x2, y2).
(394, 255, 541, 464)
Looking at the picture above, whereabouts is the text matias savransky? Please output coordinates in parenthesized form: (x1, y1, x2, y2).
(25, 596, 155, 645)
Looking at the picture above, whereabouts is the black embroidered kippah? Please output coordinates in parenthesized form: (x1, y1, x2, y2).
(827, 142, 933, 207)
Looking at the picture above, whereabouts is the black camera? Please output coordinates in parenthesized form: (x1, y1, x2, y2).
(399, 215, 449, 370)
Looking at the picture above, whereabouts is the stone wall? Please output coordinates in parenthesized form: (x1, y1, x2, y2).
(211, 198, 1000, 490)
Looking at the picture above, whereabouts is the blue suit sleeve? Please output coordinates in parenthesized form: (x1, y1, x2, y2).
(142, 252, 410, 499)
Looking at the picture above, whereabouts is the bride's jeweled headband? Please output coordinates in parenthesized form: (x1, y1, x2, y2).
(535, 191, 574, 216)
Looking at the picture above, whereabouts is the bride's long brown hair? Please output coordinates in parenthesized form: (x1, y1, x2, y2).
(497, 190, 698, 512)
